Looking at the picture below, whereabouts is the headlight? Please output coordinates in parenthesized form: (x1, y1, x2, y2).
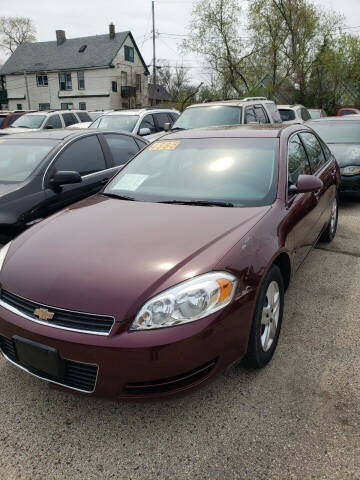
(0, 242, 11, 271)
(130, 272, 238, 330)
(341, 166, 360, 176)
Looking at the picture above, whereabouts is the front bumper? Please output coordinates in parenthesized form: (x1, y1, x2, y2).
(0, 296, 253, 399)
(340, 174, 360, 196)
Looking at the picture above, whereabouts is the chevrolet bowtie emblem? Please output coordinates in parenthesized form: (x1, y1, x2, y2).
(34, 307, 55, 321)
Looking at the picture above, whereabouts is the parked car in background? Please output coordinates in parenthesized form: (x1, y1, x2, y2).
(307, 116, 360, 196)
(147, 98, 283, 142)
(0, 111, 26, 129)
(0, 129, 148, 243)
(0, 123, 339, 399)
(278, 105, 311, 124)
(308, 108, 327, 119)
(337, 107, 360, 116)
(0, 110, 92, 135)
(90, 108, 180, 138)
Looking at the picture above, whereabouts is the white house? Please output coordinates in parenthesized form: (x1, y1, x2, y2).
(0, 24, 150, 111)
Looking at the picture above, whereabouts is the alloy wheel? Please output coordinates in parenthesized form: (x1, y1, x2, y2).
(260, 281, 280, 352)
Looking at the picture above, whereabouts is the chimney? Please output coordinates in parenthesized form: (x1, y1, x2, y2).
(109, 23, 115, 40)
(56, 30, 66, 45)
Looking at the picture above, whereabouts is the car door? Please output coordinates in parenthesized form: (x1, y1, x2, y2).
(42, 134, 111, 217)
(101, 133, 141, 169)
(299, 131, 337, 235)
(286, 133, 319, 271)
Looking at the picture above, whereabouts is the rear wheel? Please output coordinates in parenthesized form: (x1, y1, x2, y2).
(320, 196, 338, 243)
(244, 265, 284, 368)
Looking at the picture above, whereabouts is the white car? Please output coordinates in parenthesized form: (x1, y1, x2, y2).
(89, 108, 180, 138)
(278, 105, 311, 124)
(0, 110, 92, 135)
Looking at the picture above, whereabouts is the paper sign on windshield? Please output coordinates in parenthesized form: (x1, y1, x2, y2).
(149, 141, 180, 151)
(112, 174, 148, 191)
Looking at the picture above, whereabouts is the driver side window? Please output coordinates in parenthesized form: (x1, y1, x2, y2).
(288, 135, 311, 186)
(45, 115, 62, 129)
(54, 136, 107, 176)
(138, 115, 156, 134)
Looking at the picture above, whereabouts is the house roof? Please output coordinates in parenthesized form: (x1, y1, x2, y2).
(0, 31, 149, 75)
(148, 84, 171, 101)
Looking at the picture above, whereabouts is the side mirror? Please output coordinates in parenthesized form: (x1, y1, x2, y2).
(288, 174, 323, 195)
(139, 127, 151, 136)
(163, 122, 171, 132)
(50, 170, 82, 187)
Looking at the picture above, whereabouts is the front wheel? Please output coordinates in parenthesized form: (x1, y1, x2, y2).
(320, 196, 338, 243)
(244, 265, 284, 368)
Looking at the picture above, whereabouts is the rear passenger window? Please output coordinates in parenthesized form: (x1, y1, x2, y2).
(77, 111, 91, 122)
(62, 113, 78, 127)
(300, 132, 326, 172)
(45, 115, 62, 129)
(266, 103, 282, 123)
(103, 134, 139, 166)
(245, 106, 256, 123)
(254, 105, 269, 123)
(288, 135, 311, 185)
(55, 135, 106, 175)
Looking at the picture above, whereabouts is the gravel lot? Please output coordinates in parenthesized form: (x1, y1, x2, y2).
(0, 199, 359, 480)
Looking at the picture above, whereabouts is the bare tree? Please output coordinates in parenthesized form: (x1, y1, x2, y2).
(0, 16, 36, 54)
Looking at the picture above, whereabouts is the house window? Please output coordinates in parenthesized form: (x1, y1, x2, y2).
(16, 104, 22, 110)
(79, 102, 86, 110)
(39, 103, 50, 110)
(77, 71, 85, 90)
(136, 74, 141, 93)
(59, 72, 72, 91)
(124, 45, 134, 62)
(112, 81, 117, 92)
(61, 102, 74, 110)
(36, 74, 48, 87)
(121, 71, 128, 85)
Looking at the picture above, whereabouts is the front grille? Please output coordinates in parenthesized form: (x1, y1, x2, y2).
(0, 289, 114, 335)
(124, 359, 217, 395)
(0, 335, 98, 393)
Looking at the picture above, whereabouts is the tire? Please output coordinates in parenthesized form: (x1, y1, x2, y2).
(320, 195, 338, 243)
(244, 265, 284, 369)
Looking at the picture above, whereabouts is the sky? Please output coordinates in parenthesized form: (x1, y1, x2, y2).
(1, 0, 360, 83)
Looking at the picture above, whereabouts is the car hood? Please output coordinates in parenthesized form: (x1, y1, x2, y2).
(1, 196, 271, 322)
(328, 143, 360, 167)
(0, 127, 40, 135)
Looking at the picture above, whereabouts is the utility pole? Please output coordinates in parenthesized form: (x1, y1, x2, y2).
(24, 71, 30, 109)
(152, 0, 156, 86)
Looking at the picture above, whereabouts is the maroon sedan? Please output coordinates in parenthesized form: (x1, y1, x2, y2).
(0, 124, 340, 399)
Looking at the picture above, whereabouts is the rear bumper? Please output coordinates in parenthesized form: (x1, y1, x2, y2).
(0, 297, 253, 399)
(340, 174, 360, 196)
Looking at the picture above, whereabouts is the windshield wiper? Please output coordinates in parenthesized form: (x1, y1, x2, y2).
(101, 193, 136, 201)
(159, 199, 234, 207)
(170, 127, 185, 131)
(11, 125, 30, 128)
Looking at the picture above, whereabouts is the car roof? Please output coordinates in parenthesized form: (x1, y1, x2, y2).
(186, 99, 277, 109)
(307, 116, 360, 122)
(1, 128, 147, 141)
(155, 124, 305, 140)
(105, 108, 179, 116)
(23, 110, 84, 116)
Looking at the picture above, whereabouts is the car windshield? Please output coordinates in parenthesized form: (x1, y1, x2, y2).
(308, 121, 360, 143)
(89, 112, 105, 121)
(104, 138, 279, 207)
(0, 138, 58, 182)
(11, 115, 46, 129)
(279, 109, 296, 121)
(309, 110, 321, 119)
(90, 115, 139, 132)
(173, 106, 243, 130)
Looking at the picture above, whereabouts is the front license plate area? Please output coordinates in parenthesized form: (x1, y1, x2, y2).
(13, 335, 65, 379)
